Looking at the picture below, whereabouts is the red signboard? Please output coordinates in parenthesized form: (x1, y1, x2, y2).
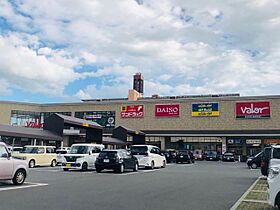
(155, 104, 180, 117)
(121, 105, 144, 118)
(236, 101, 270, 119)
(26, 121, 44, 128)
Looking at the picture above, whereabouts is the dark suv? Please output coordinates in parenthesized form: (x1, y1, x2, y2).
(205, 151, 220, 161)
(95, 149, 138, 173)
(176, 150, 194, 164)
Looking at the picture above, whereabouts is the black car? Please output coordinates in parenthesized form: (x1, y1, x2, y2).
(247, 151, 263, 169)
(95, 149, 138, 173)
(163, 150, 176, 163)
(261, 147, 272, 176)
(176, 150, 194, 164)
(221, 153, 235, 162)
(205, 151, 219, 161)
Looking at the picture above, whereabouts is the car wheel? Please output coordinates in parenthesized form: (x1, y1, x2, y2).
(63, 168, 69, 171)
(133, 163, 138, 172)
(150, 161, 155, 170)
(12, 169, 26, 185)
(81, 162, 88, 171)
(29, 160, 35, 168)
(96, 168, 102, 173)
(251, 163, 258, 169)
(51, 159, 56, 167)
(161, 160, 166, 168)
(118, 164, 124, 173)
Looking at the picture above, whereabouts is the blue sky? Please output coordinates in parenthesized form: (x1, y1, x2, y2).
(0, 0, 280, 103)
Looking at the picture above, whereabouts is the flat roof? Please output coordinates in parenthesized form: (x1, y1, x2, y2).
(1, 94, 280, 107)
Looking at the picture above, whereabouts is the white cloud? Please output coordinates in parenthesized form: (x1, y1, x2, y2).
(0, 0, 280, 101)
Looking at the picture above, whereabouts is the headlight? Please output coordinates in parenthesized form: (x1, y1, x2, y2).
(268, 167, 280, 179)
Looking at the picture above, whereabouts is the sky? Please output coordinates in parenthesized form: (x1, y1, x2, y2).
(0, 0, 280, 103)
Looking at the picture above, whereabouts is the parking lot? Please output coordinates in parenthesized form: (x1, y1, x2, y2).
(0, 161, 259, 210)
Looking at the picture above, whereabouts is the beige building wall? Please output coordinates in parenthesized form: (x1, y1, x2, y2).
(0, 95, 279, 131)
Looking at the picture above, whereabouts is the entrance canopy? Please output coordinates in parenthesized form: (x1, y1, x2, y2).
(0, 124, 62, 141)
(112, 126, 145, 145)
(44, 114, 103, 144)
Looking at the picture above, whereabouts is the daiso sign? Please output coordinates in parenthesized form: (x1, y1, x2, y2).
(236, 101, 271, 119)
(155, 104, 180, 117)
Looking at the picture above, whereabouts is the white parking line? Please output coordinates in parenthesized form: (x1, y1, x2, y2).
(0, 182, 48, 192)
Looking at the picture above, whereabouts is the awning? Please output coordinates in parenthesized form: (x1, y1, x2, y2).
(0, 124, 62, 141)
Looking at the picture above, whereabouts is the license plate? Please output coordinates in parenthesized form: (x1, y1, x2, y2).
(66, 163, 71, 167)
(104, 159, 109, 163)
(180, 156, 183, 158)
(210, 158, 213, 160)
(227, 158, 230, 160)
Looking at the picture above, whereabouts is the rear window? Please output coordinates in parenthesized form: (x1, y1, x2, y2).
(224, 153, 233, 156)
(99, 151, 117, 158)
(131, 146, 148, 155)
(272, 148, 280, 159)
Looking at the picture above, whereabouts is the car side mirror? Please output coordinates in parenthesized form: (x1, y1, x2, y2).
(89, 151, 92, 155)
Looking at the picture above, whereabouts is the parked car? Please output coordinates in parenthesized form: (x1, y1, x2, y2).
(268, 145, 280, 209)
(247, 151, 263, 169)
(176, 150, 194, 164)
(205, 151, 220, 161)
(221, 153, 235, 162)
(130, 145, 166, 169)
(162, 150, 176, 163)
(95, 149, 138, 173)
(193, 150, 204, 160)
(0, 142, 28, 185)
(261, 146, 272, 176)
(62, 144, 104, 171)
(13, 145, 57, 168)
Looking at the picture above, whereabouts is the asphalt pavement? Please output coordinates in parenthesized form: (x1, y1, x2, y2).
(0, 161, 260, 210)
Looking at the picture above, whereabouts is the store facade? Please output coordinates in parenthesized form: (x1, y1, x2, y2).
(0, 94, 279, 156)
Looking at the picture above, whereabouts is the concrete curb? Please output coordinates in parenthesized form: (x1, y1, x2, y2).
(229, 176, 261, 210)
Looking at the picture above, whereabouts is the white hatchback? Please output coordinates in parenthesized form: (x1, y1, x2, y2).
(0, 142, 28, 185)
(62, 144, 104, 171)
(130, 145, 166, 169)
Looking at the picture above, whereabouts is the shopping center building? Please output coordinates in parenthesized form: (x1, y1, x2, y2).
(0, 92, 280, 158)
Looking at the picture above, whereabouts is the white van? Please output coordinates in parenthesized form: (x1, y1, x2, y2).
(268, 145, 280, 209)
(62, 144, 104, 171)
(130, 145, 166, 169)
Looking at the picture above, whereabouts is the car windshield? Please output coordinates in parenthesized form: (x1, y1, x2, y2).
(99, 151, 117, 158)
(21, 147, 39, 153)
(69, 146, 90, 154)
(208, 151, 217, 155)
(254, 151, 262, 158)
(224, 153, 233, 156)
(131, 146, 148, 155)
